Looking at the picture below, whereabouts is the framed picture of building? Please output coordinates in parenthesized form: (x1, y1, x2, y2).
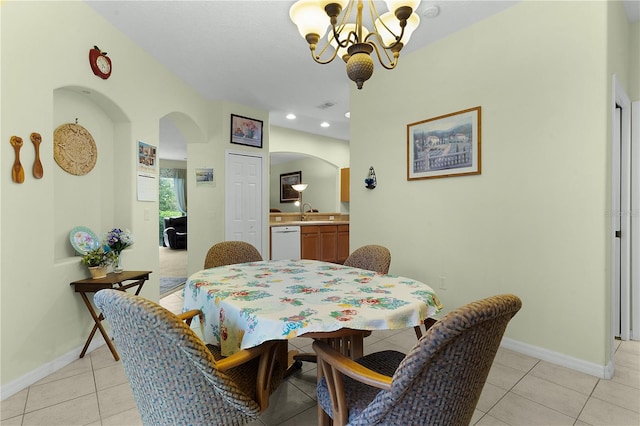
(230, 114, 263, 148)
(407, 106, 481, 180)
(280, 171, 301, 202)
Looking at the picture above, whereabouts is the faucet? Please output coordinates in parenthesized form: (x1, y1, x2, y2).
(301, 202, 313, 220)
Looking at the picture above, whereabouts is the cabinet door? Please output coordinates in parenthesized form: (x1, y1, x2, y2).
(319, 225, 338, 263)
(301, 226, 320, 260)
(340, 168, 350, 202)
(337, 224, 350, 264)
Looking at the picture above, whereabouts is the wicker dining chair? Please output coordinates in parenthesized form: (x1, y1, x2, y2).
(95, 289, 283, 426)
(342, 245, 391, 274)
(204, 240, 263, 269)
(314, 294, 522, 426)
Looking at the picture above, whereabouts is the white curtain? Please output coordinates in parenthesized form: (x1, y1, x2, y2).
(174, 169, 187, 214)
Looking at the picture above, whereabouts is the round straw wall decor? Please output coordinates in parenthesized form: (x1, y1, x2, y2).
(53, 123, 97, 176)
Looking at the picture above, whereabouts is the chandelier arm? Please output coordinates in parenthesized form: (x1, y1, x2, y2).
(310, 44, 340, 64)
(366, 21, 407, 51)
(367, 41, 399, 70)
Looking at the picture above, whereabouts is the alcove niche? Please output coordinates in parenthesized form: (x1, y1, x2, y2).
(269, 152, 341, 213)
(53, 86, 130, 263)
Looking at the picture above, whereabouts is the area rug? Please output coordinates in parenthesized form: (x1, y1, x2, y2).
(160, 276, 186, 296)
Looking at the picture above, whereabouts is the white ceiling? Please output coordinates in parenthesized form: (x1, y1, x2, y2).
(86, 0, 639, 161)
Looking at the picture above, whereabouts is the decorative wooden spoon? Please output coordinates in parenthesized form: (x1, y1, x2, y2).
(31, 132, 43, 179)
(10, 136, 25, 184)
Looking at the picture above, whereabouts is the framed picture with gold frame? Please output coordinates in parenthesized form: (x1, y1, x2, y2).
(407, 106, 481, 180)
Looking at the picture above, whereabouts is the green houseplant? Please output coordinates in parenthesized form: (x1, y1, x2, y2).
(81, 246, 116, 279)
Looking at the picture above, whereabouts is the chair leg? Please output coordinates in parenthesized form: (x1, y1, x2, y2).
(415, 317, 438, 340)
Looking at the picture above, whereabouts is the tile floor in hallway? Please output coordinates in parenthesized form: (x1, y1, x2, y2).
(2, 289, 639, 425)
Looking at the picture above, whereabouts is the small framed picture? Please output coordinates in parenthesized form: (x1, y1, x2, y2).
(230, 114, 263, 148)
(407, 106, 481, 180)
(280, 171, 302, 202)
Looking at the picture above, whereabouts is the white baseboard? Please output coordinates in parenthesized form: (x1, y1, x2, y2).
(0, 335, 107, 401)
(501, 337, 614, 379)
(1, 335, 615, 401)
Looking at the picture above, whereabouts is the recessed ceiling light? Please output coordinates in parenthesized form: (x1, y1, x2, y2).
(286, 113, 296, 120)
(320, 122, 330, 128)
(344, 111, 350, 119)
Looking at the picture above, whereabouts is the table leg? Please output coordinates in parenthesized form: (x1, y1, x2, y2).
(277, 341, 303, 378)
(78, 292, 120, 361)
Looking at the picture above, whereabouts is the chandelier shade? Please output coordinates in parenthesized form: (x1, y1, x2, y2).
(290, 0, 422, 89)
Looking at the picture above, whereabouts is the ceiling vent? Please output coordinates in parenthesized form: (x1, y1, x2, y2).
(316, 102, 335, 110)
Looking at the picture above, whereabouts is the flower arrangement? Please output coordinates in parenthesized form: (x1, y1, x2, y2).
(81, 246, 117, 267)
(104, 228, 134, 254)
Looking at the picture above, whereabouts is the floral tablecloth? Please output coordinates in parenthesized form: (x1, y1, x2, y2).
(182, 259, 442, 356)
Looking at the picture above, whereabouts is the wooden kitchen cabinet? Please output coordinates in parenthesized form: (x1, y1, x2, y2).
(319, 226, 338, 263)
(337, 224, 350, 264)
(301, 224, 349, 264)
(301, 226, 320, 260)
(340, 168, 350, 202)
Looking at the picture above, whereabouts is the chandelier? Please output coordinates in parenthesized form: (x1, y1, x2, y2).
(289, 0, 421, 89)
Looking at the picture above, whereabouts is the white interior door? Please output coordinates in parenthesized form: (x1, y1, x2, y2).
(612, 76, 631, 342)
(225, 151, 265, 255)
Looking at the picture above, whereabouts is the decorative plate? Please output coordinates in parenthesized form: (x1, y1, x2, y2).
(54, 123, 98, 176)
(70, 226, 100, 255)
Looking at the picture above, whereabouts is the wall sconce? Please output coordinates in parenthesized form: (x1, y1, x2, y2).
(365, 166, 377, 189)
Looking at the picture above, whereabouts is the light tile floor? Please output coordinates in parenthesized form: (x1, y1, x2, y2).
(2, 290, 639, 425)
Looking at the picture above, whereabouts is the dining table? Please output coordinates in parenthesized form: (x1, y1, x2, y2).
(182, 259, 443, 365)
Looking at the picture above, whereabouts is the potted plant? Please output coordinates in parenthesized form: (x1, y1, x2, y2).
(81, 246, 116, 279)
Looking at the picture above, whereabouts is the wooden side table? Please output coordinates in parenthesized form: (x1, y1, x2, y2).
(70, 270, 151, 361)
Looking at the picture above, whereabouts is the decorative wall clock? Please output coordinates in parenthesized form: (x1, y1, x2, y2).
(89, 45, 111, 79)
(53, 123, 97, 176)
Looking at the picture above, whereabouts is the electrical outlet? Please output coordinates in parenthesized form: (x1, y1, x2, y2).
(439, 276, 447, 290)
(329, 215, 335, 220)
(275, 216, 282, 222)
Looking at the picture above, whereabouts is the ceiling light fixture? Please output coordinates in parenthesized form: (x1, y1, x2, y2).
(320, 122, 330, 127)
(290, 0, 421, 90)
(286, 113, 297, 119)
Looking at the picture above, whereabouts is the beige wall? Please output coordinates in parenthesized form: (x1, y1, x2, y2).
(269, 126, 349, 168)
(0, 1, 268, 393)
(350, 0, 630, 370)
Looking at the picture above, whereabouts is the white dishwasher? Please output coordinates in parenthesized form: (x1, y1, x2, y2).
(271, 226, 301, 260)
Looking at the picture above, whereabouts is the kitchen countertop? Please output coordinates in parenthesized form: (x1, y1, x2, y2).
(270, 220, 349, 227)
(269, 212, 349, 227)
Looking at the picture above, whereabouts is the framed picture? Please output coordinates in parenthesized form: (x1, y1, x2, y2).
(230, 114, 263, 148)
(195, 168, 214, 186)
(407, 106, 481, 180)
(280, 171, 302, 202)
(137, 140, 157, 172)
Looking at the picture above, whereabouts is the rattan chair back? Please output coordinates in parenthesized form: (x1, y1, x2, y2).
(204, 240, 262, 269)
(343, 245, 391, 274)
(95, 289, 279, 425)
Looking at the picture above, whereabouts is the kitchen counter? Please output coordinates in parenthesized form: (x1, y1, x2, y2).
(269, 212, 349, 227)
(270, 220, 348, 227)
